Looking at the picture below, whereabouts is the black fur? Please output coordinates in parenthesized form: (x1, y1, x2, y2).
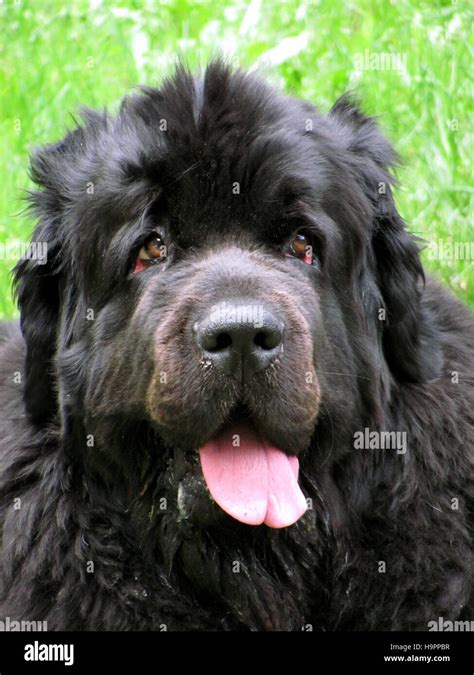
(1, 61, 473, 630)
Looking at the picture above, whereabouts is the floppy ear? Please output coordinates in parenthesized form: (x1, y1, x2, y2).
(14, 196, 61, 425)
(330, 95, 443, 383)
(15, 111, 108, 424)
(14, 137, 73, 424)
(15, 251, 60, 428)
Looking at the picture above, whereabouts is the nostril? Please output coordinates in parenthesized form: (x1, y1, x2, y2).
(254, 329, 282, 351)
(200, 330, 233, 353)
(213, 332, 232, 352)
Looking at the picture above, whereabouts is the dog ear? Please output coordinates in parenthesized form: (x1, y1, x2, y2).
(330, 95, 443, 383)
(14, 111, 111, 424)
(14, 221, 60, 424)
(13, 129, 84, 424)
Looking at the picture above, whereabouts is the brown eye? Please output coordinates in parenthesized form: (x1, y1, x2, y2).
(133, 233, 168, 273)
(285, 232, 313, 265)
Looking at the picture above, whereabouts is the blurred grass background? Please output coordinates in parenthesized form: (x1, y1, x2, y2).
(0, 0, 472, 318)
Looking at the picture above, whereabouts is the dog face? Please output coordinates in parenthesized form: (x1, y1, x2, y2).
(15, 62, 442, 531)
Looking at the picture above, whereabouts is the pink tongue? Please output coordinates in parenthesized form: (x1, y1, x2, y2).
(199, 425, 307, 528)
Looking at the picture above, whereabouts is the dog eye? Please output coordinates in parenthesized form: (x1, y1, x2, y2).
(285, 233, 313, 265)
(133, 233, 168, 274)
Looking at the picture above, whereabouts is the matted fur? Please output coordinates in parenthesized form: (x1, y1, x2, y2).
(0, 61, 472, 630)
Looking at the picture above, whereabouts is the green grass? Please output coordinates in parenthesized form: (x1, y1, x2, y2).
(1, 0, 472, 318)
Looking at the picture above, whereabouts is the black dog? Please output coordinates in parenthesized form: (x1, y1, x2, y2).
(0, 61, 472, 631)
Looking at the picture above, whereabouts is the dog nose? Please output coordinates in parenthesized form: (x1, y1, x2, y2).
(194, 303, 284, 380)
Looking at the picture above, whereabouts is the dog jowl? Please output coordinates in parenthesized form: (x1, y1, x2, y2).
(1, 60, 472, 631)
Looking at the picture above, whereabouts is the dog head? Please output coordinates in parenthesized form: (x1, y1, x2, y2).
(14, 61, 442, 531)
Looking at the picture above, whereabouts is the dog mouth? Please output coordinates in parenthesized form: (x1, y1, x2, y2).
(197, 418, 308, 529)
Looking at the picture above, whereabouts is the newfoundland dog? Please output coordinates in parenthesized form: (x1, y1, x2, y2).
(0, 60, 472, 631)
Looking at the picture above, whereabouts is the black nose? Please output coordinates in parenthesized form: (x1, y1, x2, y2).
(194, 302, 284, 381)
